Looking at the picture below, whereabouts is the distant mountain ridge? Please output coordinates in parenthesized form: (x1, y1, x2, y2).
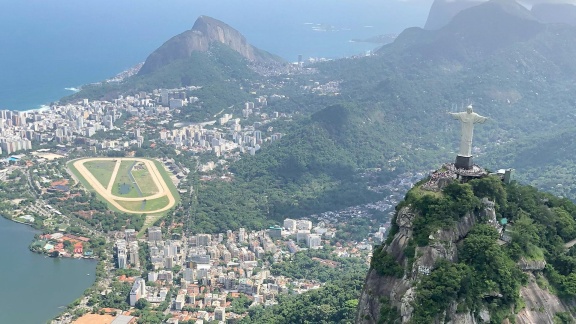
(380, 0, 543, 61)
(424, 0, 485, 30)
(425, 0, 576, 30)
(139, 15, 282, 75)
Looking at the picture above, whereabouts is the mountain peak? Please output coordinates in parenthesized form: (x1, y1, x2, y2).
(191, 15, 238, 36)
(138, 15, 281, 75)
(424, 0, 484, 30)
(382, 0, 543, 61)
(424, 0, 535, 30)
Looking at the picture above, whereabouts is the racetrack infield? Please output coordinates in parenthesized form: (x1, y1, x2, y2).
(69, 157, 178, 214)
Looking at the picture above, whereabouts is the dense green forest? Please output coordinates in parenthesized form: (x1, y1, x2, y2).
(371, 176, 576, 323)
(270, 249, 367, 283)
(240, 273, 364, 324)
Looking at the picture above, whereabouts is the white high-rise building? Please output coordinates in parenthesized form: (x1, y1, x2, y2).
(129, 277, 146, 306)
(161, 89, 169, 106)
(297, 220, 313, 231)
(238, 228, 246, 243)
(283, 218, 297, 232)
(175, 294, 186, 310)
(215, 307, 226, 321)
(116, 240, 127, 269)
(76, 116, 84, 129)
(129, 241, 140, 267)
(148, 226, 162, 242)
(307, 234, 322, 249)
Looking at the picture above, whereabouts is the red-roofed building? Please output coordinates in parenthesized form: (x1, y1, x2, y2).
(74, 243, 83, 254)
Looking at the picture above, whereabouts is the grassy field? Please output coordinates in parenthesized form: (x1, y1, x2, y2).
(69, 158, 180, 225)
(114, 196, 170, 213)
(153, 159, 181, 207)
(84, 160, 117, 188)
(111, 161, 141, 198)
(131, 163, 159, 196)
(68, 160, 96, 192)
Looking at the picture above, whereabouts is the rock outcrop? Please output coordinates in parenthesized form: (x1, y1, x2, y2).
(355, 207, 414, 322)
(424, 0, 484, 30)
(357, 190, 574, 324)
(356, 204, 480, 323)
(517, 273, 574, 324)
(411, 211, 475, 278)
(517, 257, 546, 271)
(139, 15, 281, 75)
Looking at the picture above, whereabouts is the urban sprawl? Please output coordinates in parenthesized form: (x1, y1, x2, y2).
(0, 82, 422, 323)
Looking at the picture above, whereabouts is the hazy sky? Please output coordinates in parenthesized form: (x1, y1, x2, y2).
(402, 0, 576, 5)
(399, 0, 576, 5)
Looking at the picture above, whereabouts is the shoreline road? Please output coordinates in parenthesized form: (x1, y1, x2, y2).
(72, 158, 176, 214)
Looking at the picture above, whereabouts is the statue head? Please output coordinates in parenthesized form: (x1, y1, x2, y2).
(466, 105, 473, 114)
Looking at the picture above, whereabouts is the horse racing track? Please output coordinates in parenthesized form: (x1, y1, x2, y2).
(69, 157, 178, 214)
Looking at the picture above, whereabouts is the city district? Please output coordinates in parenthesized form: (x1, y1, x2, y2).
(0, 83, 412, 323)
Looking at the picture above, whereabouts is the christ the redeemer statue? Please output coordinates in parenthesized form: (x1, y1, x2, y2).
(448, 105, 487, 169)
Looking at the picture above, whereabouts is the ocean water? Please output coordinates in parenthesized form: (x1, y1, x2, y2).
(0, 0, 431, 111)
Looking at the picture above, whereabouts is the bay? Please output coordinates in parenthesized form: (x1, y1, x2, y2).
(0, 217, 96, 324)
(0, 0, 430, 111)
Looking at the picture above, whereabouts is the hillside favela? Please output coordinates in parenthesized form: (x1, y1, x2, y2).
(3, 0, 576, 323)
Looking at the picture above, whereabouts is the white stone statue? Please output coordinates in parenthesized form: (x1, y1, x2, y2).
(448, 105, 487, 157)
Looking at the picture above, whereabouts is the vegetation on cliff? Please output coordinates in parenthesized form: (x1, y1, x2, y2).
(368, 175, 576, 323)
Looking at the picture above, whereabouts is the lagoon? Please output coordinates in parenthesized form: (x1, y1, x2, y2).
(0, 217, 96, 323)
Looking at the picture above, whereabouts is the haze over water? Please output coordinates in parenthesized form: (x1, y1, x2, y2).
(0, 0, 429, 111)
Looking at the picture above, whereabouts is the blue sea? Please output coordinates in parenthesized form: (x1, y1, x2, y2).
(0, 0, 431, 111)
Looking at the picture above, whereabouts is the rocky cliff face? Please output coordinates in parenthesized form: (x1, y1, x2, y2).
(356, 207, 414, 323)
(356, 204, 478, 323)
(517, 273, 573, 324)
(356, 196, 575, 324)
(139, 15, 281, 75)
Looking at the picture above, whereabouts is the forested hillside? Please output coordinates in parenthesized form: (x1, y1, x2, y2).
(358, 175, 576, 323)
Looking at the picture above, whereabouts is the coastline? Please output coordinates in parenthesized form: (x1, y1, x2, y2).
(0, 213, 97, 262)
(22, 104, 51, 114)
(8, 62, 143, 114)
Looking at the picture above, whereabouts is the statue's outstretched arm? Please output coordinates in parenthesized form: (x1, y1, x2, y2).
(448, 112, 462, 121)
(474, 114, 488, 123)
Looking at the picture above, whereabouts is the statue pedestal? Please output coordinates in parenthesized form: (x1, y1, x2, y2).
(455, 155, 473, 170)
